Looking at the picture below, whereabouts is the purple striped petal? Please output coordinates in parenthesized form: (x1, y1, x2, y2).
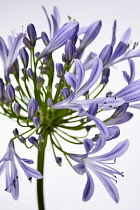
(129, 103, 140, 109)
(75, 58, 103, 98)
(82, 170, 94, 202)
(83, 138, 94, 153)
(99, 45, 113, 65)
(78, 20, 102, 52)
(11, 161, 19, 200)
(106, 126, 120, 141)
(110, 42, 128, 61)
(64, 72, 78, 91)
(38, 21, 79, 58)
(114, 79, 140, 102)
(92, 139, 129, 161)
(120, 28, 131, 44)
(6, 33, 25, 68)
(83, 52, 97, 70)
(74, 59, 85, 90)
(51, 14, 59, 36)
(105, 112, 133, 125)
(94, 170, 119, 203)
(111, 20, 117, 47)
(88, 103, 98, 117)
(111, 103, 129, 118)
(53, 6, 60, 27)
(86, 113, 109, 138)
(90, 135, 106, 154)
(73, 163, 86, 174)
(128, 59, 135, 83)
(0, 36, 8, 67)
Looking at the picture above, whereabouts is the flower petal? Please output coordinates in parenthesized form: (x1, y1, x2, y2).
(82, 170, 94, 202)
(74, 59, 85, 90)
(105, 112, 133, 125)
(75, 58, 103, 98)
(92, 139, 129, 161)
(38, 21, 79, 58)
(94, 170, 119, 203)
(83, 138, 94, 153)
(106, 126, 120, 141)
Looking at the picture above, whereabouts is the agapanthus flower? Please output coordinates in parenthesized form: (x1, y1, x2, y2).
(70, 138, 129, 203)
(0, 140, 43, 200)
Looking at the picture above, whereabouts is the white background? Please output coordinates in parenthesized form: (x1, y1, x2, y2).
(0, 0, 140, 209)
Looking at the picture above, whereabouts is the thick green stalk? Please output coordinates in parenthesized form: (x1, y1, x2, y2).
(37, 133, 48, 210)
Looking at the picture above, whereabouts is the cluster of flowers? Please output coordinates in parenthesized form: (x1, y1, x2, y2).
(0, 5, 140, 204)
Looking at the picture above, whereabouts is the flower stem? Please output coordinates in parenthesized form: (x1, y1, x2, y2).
(37, 133, 48, 210)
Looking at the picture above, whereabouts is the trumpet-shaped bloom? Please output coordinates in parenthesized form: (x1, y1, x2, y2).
(0, 140, 43, 200)
(70, 138, 129, 203)
(0, 33, 25, 82)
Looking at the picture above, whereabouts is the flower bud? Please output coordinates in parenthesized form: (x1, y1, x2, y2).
(23, 37, 34, 50)
(65, 39, 75, 65)
(38, 134, 44, 142)
(13, 128, 19, 137)
(27, 24, 37, 46)
(47, 98, 53, 107)
(41, 32, 49, 46)
(33, 117, 40, 129)
(6, 84, 15, 103)
(56, 63, 64, 78)
(28, 136, 38, 148)
(19, 47, 29, 68)
(37, 76, 44, 89)
(27, 98, 38, 120)
(14, 103, 21, 116)
(60, 87, 70, 99)
(55, 157, 62, 166)
(0, 78, 5, 99)
(19, 136, 26, 144)
(26, 68, 34, 79)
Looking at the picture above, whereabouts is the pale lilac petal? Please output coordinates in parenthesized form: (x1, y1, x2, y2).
(128, 59, 135, 83)
(6, 33, 25, 68)
(83, 52, 97, 71)
(51, 14, 59, 36)
(82, 170, 94, 201)
(114, 80, 140, 102)
(105, 112, 133, 125)
(90, 136, 106, 154)
(92, 139, 129, 161)
(69, 154, 87, 163)
(88, 103, 98, 117)
(73, 163, 86, 174)
(78, 20, 102, 52)
(78, 26, 88, 35)
(86, 113, 109, 138)
(11, 161, 19, 200)
(110, 42, 128, 61)
(83, 138, 94, 153)
(38, 21, 79, 58)
(120, 28, 131, 44)
(0, 36, 8, 67)
(64, 72, 78, 91)
(111, 20, 117, 47)
(99, 45, 113, 65)
(42, 6, 52, 37)
(129, 103, 140, 109)
(75, 58, 103, 98)
(111, 103, 129, 118)
(123, 71, 130, 83)
(123, 49, 140, 59)
(74, 59, 85, 90)
(106, 126, 120, 141)
(94, 170, 119, 203)
(53, 6, 60, 27)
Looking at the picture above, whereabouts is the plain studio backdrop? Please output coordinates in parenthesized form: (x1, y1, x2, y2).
(0, 0, 140, 210)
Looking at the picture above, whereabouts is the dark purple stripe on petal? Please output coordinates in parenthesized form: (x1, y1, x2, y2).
(82, 170, 94, 202)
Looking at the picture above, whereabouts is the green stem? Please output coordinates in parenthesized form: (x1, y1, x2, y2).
(37, 132, 48, 210)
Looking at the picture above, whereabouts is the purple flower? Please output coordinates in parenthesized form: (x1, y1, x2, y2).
(0, 140, 43, 200)
(0, 33, 25, 82)
(38, 21, 79, 59)
(70, 138, 129, 202)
